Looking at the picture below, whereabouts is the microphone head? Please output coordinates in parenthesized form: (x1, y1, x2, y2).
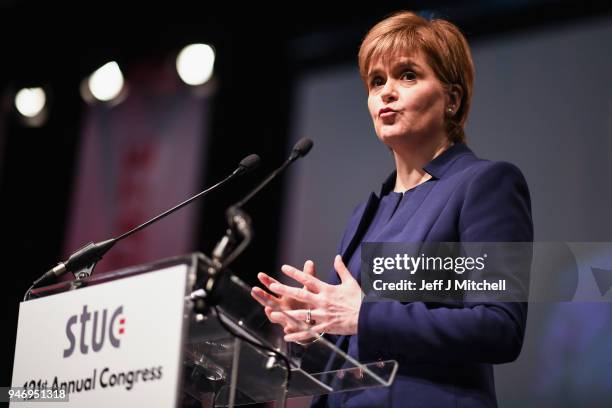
(238, 154, 261, 174)
(291, 138, 314, 160)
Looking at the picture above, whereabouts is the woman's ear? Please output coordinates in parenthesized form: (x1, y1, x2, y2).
(446, 84, 463, 115)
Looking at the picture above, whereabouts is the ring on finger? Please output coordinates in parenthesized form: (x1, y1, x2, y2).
(305, 308, 312, 325)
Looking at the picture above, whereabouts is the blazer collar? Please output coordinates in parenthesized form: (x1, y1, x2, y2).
(379, 142, 474, 196)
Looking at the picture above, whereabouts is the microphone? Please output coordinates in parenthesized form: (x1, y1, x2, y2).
(288, 137, 314, 162)
(30, 154, 261, 290)
(232, 138, 313, 210)
(231, 154, 261, 177)
(212, 138, 313, 266)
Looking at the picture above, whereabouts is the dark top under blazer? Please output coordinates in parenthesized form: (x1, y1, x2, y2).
(313, 143, 533, 408)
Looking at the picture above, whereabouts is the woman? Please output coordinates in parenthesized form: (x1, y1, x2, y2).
(252, 11, 532, 408)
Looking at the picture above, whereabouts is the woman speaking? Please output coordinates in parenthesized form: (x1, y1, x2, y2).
(252, 11, 533, 408)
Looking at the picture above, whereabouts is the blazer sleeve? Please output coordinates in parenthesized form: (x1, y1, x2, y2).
(357, 161, 533, 365)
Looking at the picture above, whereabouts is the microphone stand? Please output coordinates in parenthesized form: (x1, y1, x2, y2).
(25, 155, 260, 300)
(204, 138, 313, 302)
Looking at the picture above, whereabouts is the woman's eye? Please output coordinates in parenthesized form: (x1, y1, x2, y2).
(371, 77, 384, 87)
(401, 71, 416, 81)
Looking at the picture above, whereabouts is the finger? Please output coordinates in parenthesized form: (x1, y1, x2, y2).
(303, 260, 316, 277)
(250, 287, 280, 308)
(264, 306, 291, 323)
(271, 309, 322, 332)
(269, 311, 302, 331)
(257, 272, 282, 289)
(269, 282, 319, 304)
(281, 308, 325, 322)
(264, 306, 278, 322)
(284, 322, 329, 343)
(334, 255, 354, 283)
(279, 313, 329, 340)
(283, 325, 316, 335)
(263, 306, 290, 328)
(284, 332, 319, 343)
(281, 264, 324, 293)
(268, 310, 289, 325)
(308, 321, 329, 334)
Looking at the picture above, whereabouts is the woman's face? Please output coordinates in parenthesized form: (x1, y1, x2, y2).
(367, 50, 449, 148)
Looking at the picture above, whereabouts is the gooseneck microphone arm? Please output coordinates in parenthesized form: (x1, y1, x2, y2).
(115, 158, 252, 242)
(212, 138, 314, 269)
(231, 138, 313, 211)
(27, 154, 261, 297)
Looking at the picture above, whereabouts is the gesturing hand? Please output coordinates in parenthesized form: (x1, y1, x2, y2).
(251, 255, 363, 343)
(251, 259, 318, 336)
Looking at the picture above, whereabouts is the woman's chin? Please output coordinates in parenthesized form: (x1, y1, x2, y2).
(377, 131, 409, 147)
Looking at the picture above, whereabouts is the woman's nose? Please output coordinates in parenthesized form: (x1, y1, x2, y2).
(381, 80, 398, 103)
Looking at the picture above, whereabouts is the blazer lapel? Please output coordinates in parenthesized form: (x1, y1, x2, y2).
(393, 180, 436, 232)
(341, 192, 379, 280)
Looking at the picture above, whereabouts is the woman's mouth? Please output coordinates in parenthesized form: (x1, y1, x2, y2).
(379, 108, 397, 118)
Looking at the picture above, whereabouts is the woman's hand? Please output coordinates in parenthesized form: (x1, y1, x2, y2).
(251, 255, 363, 343)
(251, 260, 318, 336)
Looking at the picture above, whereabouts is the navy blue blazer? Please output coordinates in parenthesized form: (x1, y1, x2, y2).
(313, 143, 533, 408)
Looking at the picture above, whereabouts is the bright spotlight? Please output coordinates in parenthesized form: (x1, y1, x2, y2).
(88, 61, 125, 102)
(15, 87, 46, 118)
(176, 43, 215, 86)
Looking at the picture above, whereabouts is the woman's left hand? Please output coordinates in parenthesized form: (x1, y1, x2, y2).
(268, 255, 363, 343)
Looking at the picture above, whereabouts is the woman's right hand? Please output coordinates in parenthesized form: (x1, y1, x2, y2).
(251, 260, 318, 335)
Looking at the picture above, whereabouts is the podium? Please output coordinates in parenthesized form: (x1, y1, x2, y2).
(12, 253, 397, 407)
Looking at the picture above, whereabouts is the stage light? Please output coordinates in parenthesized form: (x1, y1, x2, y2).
(15, 87, 46, 118)
(176, 43, 215, 86)
(88, 61, 125, 102)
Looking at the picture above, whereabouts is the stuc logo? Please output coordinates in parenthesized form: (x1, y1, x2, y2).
(63, 305, 125, 358)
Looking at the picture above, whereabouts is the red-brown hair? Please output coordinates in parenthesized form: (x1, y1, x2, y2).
(358, 11, 474, 143)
